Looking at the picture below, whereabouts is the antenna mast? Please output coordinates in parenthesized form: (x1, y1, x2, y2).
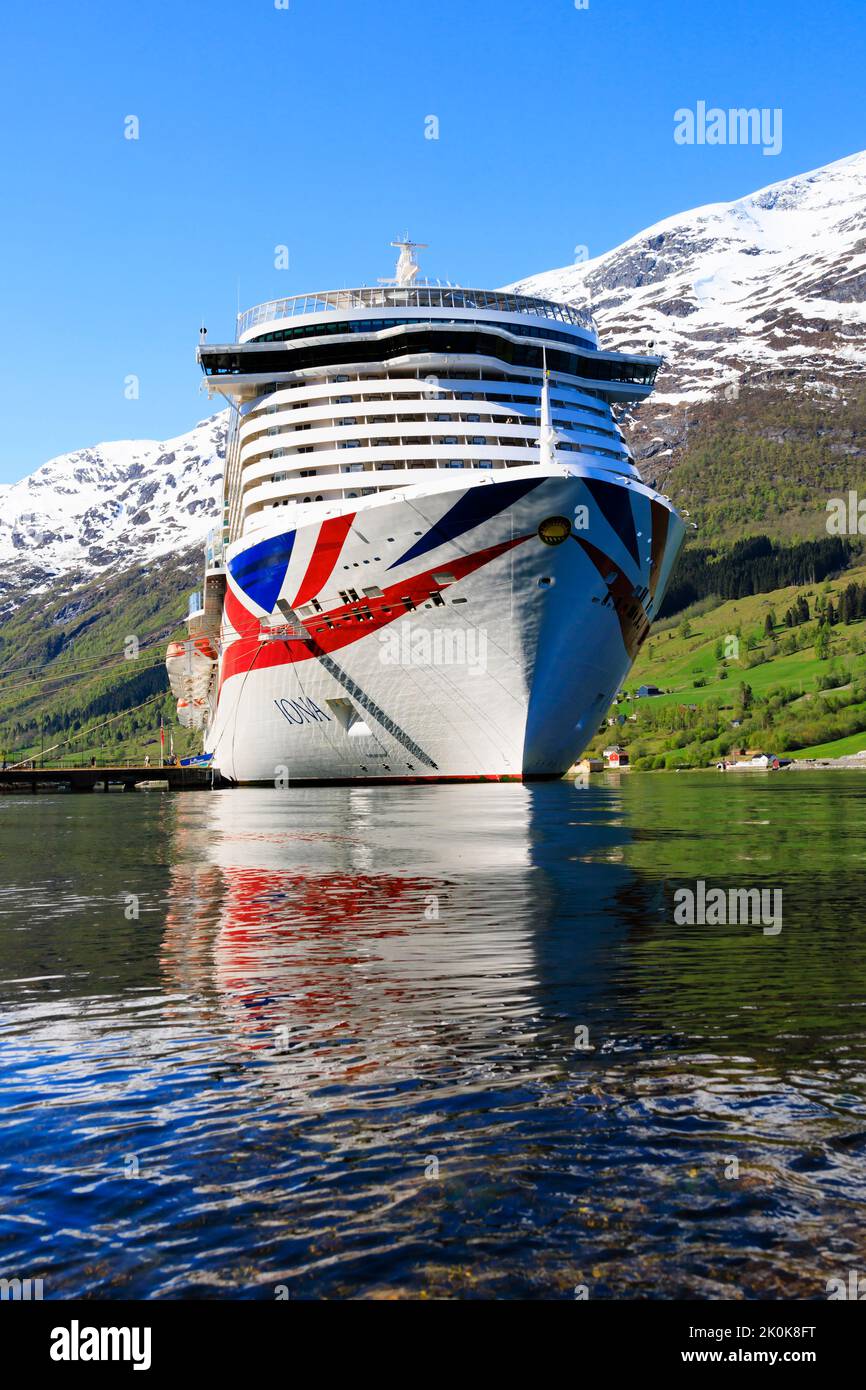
(378, 235, 429, 287)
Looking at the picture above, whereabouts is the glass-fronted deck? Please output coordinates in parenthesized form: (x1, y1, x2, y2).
(236, 285, 594, 341)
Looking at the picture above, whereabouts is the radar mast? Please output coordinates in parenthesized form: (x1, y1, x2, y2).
(378, 236, 428, 287)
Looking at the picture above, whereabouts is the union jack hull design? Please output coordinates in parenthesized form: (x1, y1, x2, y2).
(206, 465, 684, 784)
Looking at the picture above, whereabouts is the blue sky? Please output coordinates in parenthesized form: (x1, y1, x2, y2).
(0, 0, 863, 481)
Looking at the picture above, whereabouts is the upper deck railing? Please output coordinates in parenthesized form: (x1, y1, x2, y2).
(236, 286, 595, 341)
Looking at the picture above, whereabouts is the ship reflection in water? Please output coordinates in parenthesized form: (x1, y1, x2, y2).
(161, 790, 546, 1095)
(2, 777, 866, 1298)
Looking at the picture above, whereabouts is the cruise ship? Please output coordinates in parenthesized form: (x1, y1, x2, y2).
(171, 241, 686, 784)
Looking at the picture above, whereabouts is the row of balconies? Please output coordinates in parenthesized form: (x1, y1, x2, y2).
(243, 406, 615, 450)
(237, 445, 639, 529)
(236, 423, 624, 476)
(225, 371, 629, 541)
(241, 386, 610, 438)
(242, 465, 503, 524)
(239, 374, 612, 433)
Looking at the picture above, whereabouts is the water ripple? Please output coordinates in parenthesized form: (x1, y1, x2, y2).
(0, 778, 865, 1297)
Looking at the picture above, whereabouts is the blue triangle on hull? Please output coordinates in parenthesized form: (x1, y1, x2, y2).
(584, 477, 640, 568)
(228, 530, 296, 614)
(388, 477, 544, 570)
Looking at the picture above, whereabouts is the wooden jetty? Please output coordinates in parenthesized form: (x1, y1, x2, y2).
(0, 764, 216, 793)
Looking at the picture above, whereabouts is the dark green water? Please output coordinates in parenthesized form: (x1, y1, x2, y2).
(1, 774, 865, 1299)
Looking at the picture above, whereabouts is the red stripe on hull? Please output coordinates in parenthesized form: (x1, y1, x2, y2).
(220, 532, 531, 686)
(221, 773, 557, 787)
(292, 511, 356, 608)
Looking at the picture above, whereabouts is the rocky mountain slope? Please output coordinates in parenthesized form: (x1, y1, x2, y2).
(0, 414, 225, 613)
(510, 149, 866, 477)
(511, 149, 866, 397)
(0, 550, 205, 765)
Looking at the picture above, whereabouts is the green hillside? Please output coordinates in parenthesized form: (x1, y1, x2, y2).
(592, 379, 866, 767)
(0, 552, 202, 768)
(590, 563, 866, 769)
(655, 383, 866, 544)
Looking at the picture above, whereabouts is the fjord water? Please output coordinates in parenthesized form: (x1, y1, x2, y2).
(1, 775, 865, 1300)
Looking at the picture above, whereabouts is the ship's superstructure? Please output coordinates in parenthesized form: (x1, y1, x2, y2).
(177, 243, 686, 784)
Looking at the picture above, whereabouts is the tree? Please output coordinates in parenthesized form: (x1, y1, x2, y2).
(815, 625, 831, 661)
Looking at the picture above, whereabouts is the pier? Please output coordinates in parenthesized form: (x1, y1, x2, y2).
(0, 764, 217, 793)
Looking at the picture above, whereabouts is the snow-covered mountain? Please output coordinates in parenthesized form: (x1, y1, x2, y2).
(0, 413, 225, 601)
(509, 149, 866, 403)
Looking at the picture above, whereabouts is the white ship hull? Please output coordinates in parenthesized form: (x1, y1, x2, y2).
(206, 465, 684, 784)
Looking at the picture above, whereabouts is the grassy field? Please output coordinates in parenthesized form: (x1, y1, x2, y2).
(788, 729, 866, 759)
(589, 561, 866, 769)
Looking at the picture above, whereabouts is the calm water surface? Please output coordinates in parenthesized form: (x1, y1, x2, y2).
(1, 774, 865, 1299)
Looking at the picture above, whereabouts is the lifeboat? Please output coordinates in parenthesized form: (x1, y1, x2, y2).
(166, 637, 218, 701)
(176, 698, 208, 731)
